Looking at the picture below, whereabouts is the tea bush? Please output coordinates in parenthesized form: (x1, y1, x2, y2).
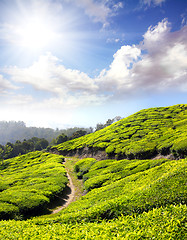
(52, 158, 187, 223)
(53, 104, 187, 159)
(0, 152, 68, 220)
(0, 156, 186, 238)
(0, 204, 186, 239)
(74, 158, 97, 179)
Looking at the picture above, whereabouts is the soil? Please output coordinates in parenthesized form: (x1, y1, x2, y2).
(50, 160, 75, 214)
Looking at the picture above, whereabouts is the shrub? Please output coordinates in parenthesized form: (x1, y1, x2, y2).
(54, 104, 187, 159)
(172, 138, 187, 158)
(0, 151, 68, 220)
(74, 158, 97, 179)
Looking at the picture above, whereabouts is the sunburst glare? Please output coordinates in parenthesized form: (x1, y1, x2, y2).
(17, 17, 55, 49)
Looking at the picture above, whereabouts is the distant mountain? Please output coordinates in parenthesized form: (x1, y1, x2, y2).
(0, 121, 91, 145)
(0, 121, 58, 145)
(52, 104, 187, 159)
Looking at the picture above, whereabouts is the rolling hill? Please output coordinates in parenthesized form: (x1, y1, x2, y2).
(0, 104, 186, 239)
(52, 104, 187, 160)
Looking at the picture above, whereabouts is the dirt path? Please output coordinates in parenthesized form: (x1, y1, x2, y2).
(52, 171, 75, 214)
(51, 158, 76, 214)
(49, 157, 84, 215)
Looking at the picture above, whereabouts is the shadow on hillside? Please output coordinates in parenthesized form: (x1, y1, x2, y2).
(47, 185, 72, 212)
(15, 186, 72, 220)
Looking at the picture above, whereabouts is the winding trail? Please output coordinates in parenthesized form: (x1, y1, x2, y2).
(51, 158, 76, 214)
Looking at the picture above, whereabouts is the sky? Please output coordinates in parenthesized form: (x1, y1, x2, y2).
(0, 0, 186, 129)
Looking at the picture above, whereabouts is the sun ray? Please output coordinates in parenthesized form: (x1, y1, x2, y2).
(17, 16, 56, 50)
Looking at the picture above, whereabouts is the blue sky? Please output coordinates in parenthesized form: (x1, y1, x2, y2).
(0, 0, 186, 129)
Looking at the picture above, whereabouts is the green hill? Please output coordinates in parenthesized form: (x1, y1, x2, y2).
(52, 104, 187, 159)
(44, 157, 186, 223)
(0, 152, 67, 220)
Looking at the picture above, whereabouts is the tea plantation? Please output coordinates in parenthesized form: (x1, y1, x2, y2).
(0, 152, 67, 220)
(53, 104, 187, 159)
(0, 104, 186, 239)
(0, 156, 186, 239)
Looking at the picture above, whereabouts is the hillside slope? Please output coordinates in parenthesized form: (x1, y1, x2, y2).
(51, 157, 186, 223)
(0, 152, 67, 220)
(1, 157, 185, 239)
(52, 104, 187, 159)
(0, 155, 186, 239)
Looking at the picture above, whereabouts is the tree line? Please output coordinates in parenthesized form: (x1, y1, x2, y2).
(0, 137, 49, 162)
(0, 121, 92, 145)
(0, 117, 121, 145)
(0, 116, 122, 160)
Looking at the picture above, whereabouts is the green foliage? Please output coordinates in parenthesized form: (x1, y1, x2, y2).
(172, 138, 187, 158)
(0, 152, 68, 220)
(83, 158, 168, 191)
(0, 137, 50, 160)
(53, 104, 187, 159)
(56, 133, 68, 144)
(0, 104, 187, 238)
(0, 204, 185, 239)
(0, 156, 186, 238)
(52, 158, 186, 223)
(74, 158, 97, 179)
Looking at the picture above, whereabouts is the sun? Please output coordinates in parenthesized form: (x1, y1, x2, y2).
(18, 17, 55, 50)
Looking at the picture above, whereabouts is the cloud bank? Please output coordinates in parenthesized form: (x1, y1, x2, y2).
(1, 19, 187, 108)
(98, 19, 187, 96)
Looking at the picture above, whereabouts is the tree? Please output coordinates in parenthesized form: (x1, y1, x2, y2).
(105, 119, 113, 127)
(56, 134, 68, 144)
(95, 123, 105, 131)
(70, 130, 87, 139)
(22, 140, 35, 153)
(95, 116, 122, 131)
(113, 116, 122, 122)
(38, 138, 49, 149)
(4, 143, 13, 159)
(0, 145, 4, 165)
(35, 138, 49, 150)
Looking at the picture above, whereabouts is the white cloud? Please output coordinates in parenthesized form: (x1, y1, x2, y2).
(97, 45, 141, 92)
(106, 38, 120, 43)
(143, 18, 170, 47)
(181, 11, 187, 27)
(1, 19, 187, 108)
(113, 2, 123, 11)
(71, 0, 123, 26)
(133, 19, 187, 91)
(77, 0, 111, 24)
(2, 53, 107, 108)
(3, 53, 98, 94)
(141, 0, 166, 7)
(0, 74, 17, 94)
(5, 94, 33, 105)
(97, 19, 187, 96)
